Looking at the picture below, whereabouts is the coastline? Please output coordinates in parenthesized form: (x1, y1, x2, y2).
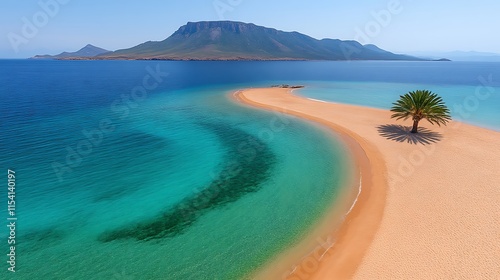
(233, 88, 388, 279)
(234, 88, 500, 279)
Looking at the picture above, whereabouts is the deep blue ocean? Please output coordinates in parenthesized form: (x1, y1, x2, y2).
(0, 60, 499, 279)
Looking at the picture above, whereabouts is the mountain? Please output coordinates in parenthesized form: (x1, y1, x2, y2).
(363, 44, 389, 53)
(33, 44, 110, 59)
(98, 21, 422, 61)
(408, 51, 500, 62)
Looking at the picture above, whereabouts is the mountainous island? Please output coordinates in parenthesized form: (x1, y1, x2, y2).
(33, 44, 110, 59)
(34, 21, 424, 61)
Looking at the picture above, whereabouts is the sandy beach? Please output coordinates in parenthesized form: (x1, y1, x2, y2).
(235, 88, 500, 279)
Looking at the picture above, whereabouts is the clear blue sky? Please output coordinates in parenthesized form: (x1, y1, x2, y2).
(1, 0, 499, 58)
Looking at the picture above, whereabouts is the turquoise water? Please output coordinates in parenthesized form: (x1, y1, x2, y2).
(15, 91, 348, 279)
(296, 80, 500, 131)
(0, 60, 351, 279)
(1, 60, 499, 279)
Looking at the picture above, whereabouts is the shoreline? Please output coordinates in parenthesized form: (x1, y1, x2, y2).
(233, 88, 388, 279)
(234, 88, 500, 279)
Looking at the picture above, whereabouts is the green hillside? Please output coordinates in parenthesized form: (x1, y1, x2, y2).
(101, 21, 421, 61)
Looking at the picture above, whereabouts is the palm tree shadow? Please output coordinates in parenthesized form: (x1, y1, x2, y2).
(377, 124, 442, 145)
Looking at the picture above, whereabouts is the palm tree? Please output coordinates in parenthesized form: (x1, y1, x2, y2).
(390, 90, 451, 133)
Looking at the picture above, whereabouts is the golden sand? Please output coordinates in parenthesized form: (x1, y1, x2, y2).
(235, 88, 500, 279)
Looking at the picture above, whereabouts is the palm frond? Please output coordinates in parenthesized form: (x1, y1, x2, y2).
(390, 90, 451, 126)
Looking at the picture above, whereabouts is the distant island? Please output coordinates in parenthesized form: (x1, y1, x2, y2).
(33, 21, 426, 61)
(32, 44, 110, 59)
(407, 50, 500, 62)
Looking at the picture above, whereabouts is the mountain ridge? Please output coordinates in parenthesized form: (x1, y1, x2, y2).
(35, 21, 425, 61)
(32, 44, 110, 59)
(101, 21, 422, 61)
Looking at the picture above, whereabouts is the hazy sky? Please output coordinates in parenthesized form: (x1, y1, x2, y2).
(1, 0, 499, 58)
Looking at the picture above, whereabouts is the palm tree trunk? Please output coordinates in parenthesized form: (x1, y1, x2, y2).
(411, 119, 419, 133)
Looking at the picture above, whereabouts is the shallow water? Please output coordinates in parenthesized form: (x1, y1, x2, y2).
(0, 60, 350, 279)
